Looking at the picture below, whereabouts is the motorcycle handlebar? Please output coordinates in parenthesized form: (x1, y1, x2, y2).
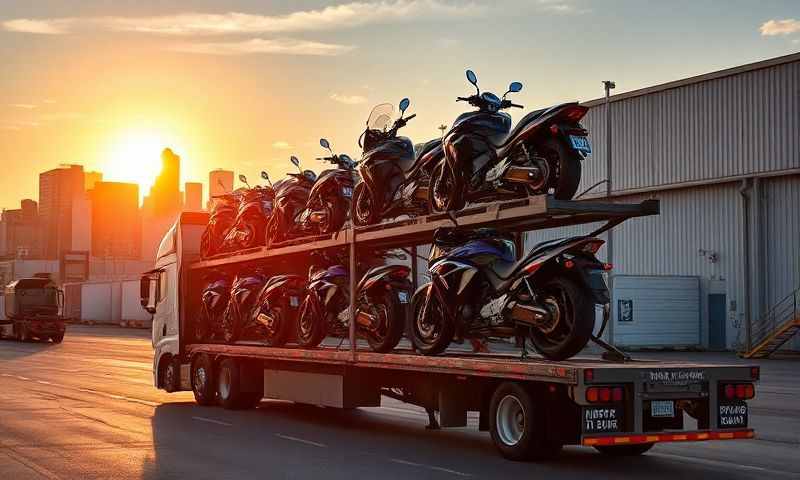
(456, 96, 470, 102)
(405, 113, 417, 121)
(509, 102, 524, 109)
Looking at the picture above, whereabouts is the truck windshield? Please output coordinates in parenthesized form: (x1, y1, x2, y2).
(19, 288, 59, 309)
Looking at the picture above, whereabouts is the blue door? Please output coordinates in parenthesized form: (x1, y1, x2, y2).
(708, 294, 727, 350)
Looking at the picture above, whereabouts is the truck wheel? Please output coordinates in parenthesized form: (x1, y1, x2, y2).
(489, 382, 560, 461)
(218, 358, 262, 409)
(594, 443, 654, 456)
(50, 332, 64, 344)
(191, 353, 216, 406)
(161, 356, 180, 393)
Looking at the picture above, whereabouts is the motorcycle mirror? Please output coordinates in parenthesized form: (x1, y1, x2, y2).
(466, 69, 479, 93)
(509, 81, 523, 93)
(399, 98, 410, 117)
(319, 138, 331, 152)
(290, 155, 301, 167)
(260, 171, 269, 181)
(238, 174, 250, 188)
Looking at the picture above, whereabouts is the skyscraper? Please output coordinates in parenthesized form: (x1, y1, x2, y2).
(39, 164, 85, 259)
(144, 148, 181, 217)
(90, 181, 141, 259)
(184, 182, 203, 211)
(0, 199, 40, 258)
(84, 171, 103, 191)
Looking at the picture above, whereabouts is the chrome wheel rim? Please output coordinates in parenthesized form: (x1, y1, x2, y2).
(496, 395, 525, 446)
(194, 366, 207, 393)
(218, 367, 231, 400)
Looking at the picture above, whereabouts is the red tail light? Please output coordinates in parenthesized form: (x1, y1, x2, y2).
(564, 105, 589, 122)
(563, 260, 575, 269)
(602, 263, 614, 271)
(586, 386, 625, 404)
(390, 268, 410, 279)
(722, 383, 755, 400)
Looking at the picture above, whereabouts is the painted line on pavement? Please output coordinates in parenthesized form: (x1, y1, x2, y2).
(652, 452, 797, 477)
(390, 458, 472, 477)
(192, 416, 233, 427)
(275, 434, 327, 448)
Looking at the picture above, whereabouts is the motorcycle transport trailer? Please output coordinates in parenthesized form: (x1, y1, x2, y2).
(141, 195, 758, 461)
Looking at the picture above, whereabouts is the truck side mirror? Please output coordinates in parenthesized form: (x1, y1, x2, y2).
(140, 274, 158, 314)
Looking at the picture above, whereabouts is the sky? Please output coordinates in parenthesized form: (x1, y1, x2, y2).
(1, 0, 798, 210)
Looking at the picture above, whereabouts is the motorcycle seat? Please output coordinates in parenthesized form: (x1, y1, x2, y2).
(484, 237, 577, 290)
(399, 138, 442, 173)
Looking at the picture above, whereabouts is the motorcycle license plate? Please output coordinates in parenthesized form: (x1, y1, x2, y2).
(342, 186, 353, 198)
(397, 291, 409, 304)
(650, 400, 675, 418)
(289, 296, 300, 307)
(569, 135, 592, 154)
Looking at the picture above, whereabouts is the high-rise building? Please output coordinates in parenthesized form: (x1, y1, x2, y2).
(144, 148, 181, 217)
(184, 182, 203, 211)
(208, 169, 234, 209)
(39, 164, 85, 259)
(0, 199, 40, 258)
(90, 181, 141, 259)
(84, 171, 103, 191)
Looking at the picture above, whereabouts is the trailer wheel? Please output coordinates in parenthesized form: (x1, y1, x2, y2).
(191, 353, 217, 406)
(489, 382, 560, 461)
(218, 358, 262, 409)
(594, 443, 654, 456)
(17, 323, 30, 342)
(50, 332, 64, 344)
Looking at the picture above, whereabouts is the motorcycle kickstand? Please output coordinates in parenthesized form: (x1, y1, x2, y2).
(425, 408, 440, 430)
(519, 336, 530, 360)
(590, 335, 632, 363)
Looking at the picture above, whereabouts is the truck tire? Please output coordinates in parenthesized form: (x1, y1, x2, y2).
(191, 353, 217, 406)
(161, 356, 180, 393)
(489, 382, 560, 461)
(594, 443, 654, 456)
(17, 323, 30, 342)
(218, 358, 262, 409)
(50, 332, 64, 344)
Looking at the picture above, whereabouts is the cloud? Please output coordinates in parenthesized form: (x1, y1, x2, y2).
(9, 103, 37, 109)
(2, 1, 485, 36)
(170, 38, 354, 56)
(272, 141, 291, 150)
(329, 93, 367, 105)
(536, 0, 588, 15)
(760, 19, 800, 36)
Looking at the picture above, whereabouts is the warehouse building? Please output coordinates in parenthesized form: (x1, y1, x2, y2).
(525, 52, 800, 352)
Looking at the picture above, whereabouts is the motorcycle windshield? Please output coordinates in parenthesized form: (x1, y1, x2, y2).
(367, 103, 394, 132)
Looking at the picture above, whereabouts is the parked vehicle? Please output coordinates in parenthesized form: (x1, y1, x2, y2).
(251, 274, 306, 347)
(195, 273, 231, 342)
(220, 173, 275, 252)
(201, 191, 241, 259)
(266, 157, 317, 246)
(0, 276, 65, 343)
(410, 227, 611, 360)
(222, 272, 267, 343)
(430, 69, 590, 212)
(352, 98, 443, 226)
(296, 249, 412, 352)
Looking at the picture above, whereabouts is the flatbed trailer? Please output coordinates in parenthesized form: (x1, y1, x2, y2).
(142, 195, 760, 461)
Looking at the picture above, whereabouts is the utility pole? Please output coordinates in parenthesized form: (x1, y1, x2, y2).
(438, 124, 448, 138)
(602, 80, 616, 343)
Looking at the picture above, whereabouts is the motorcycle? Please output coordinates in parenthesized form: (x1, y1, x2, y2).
(220, 173, 275, 252)
(196, 272, 231, 342)
(251, 274, 306, 347)
(222, 272, 267, 343)
(200, 190, 241, 259)
(430, 69, 591, 213)
(352, 98, 443, 226)
(410, 227, 611, 360)
(266, 157, 318, 246)
(296, 249, 412, 353)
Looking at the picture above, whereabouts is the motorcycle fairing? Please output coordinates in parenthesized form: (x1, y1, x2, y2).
(356, 264, 411, 292)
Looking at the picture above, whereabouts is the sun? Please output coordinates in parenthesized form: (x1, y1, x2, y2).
(102, 129, 178, 194)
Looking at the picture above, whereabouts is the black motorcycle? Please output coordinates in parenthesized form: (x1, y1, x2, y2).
(266, 157, 317, 246)
(352, 98, 443, 226)
(196, 273, 231, 342)
(430, 69, 591, 213)
(200, 190, 241, 259)
(221, 173, 275, 252)
(296, 249, 412, 353)
(252, 274, 306, 347)
(222, 272, 267, 343)
(410, 227, 610, 360)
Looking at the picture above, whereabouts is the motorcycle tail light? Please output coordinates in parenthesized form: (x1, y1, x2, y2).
(564, 105, 589, 122)
(563, 260, 575, 269)
(602, 263, 614, 271)
(390, 268, 410, 279)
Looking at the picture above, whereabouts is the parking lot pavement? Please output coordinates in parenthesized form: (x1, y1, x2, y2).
(0, 325, 798, 479)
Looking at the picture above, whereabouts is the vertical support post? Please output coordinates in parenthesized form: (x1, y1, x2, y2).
(602, 80, 616, 344)
(411, 245, 419, 291)
(348, 228, 357, 359)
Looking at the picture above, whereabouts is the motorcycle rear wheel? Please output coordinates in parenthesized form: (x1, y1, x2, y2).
(360, 291, 404, 353)
(410, 285, 454, 355)
(528, 276, 593, 360)
(429, 162, 465, 213)
(352, 183, 379, 226)
(296, 295, 327, 348)
(542, 138, 582, 200)
(320, 200, 347, 234)
(262, 305, 290, 347)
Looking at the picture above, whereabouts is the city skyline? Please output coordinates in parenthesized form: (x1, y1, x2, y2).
(2, 1, 799, 210)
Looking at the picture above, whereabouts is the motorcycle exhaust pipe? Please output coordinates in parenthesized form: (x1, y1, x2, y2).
(414, 187, 429, 200)
(503, 166, 543, 185)
(510, 303, 551, 325)
(355, 310, 376, 329)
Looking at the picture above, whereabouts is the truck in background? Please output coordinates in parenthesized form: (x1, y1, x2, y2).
(0, 274, 65, 343)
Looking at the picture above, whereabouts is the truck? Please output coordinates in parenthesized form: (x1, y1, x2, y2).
(141, 196, 759, 461)
(0, 275, 66, 343)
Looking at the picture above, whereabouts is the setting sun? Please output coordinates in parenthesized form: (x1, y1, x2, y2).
(102, 128, 181, 195)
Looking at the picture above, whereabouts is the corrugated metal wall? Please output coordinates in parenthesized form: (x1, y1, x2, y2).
(578, 59, 800, 197)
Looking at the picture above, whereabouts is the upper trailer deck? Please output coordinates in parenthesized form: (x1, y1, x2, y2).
(189, 195, 659, 270)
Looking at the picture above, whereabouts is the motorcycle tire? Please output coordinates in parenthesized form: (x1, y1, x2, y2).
(360, 291, 404, 353)
(352, 182, 379, 226)
(528, 276, 594, 360)
(428, 162, 465, 213)
(544, 137, 582, 200)
(410, 285, 454, 355)
(322, 201, 347, 234)
(222, 306, 239, 344)
(262, 305, 290, 347)
(296, 295, 327, 348)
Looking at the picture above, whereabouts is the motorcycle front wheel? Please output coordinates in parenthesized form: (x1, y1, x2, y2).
(222, 308, 239, 344)
(320, 200, 347, 234)
(410, 285, 454, 355)
(296, 295, 327, 348)
(352, 183, 379, 226)
(358, 291, 404, 353)
(528, 276, 594, 360)
(429, 162, 465, 213)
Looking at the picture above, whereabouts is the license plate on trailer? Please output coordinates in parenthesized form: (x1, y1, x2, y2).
(397, 291, 409, 304)
(289, 296, 300, 307)
(569, 135, 591, 154)
(651, 400, 675, 417)
(342, 186, 353, 197)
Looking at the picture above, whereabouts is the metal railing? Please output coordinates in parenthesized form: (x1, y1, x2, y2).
(746, 287, 800, 354)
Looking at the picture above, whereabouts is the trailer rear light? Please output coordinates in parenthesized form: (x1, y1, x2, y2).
(602, 263, 613, 271)
(586, 386, 624, 404)
(722, 383, 755, 400)
(584, 369, 594, 382)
